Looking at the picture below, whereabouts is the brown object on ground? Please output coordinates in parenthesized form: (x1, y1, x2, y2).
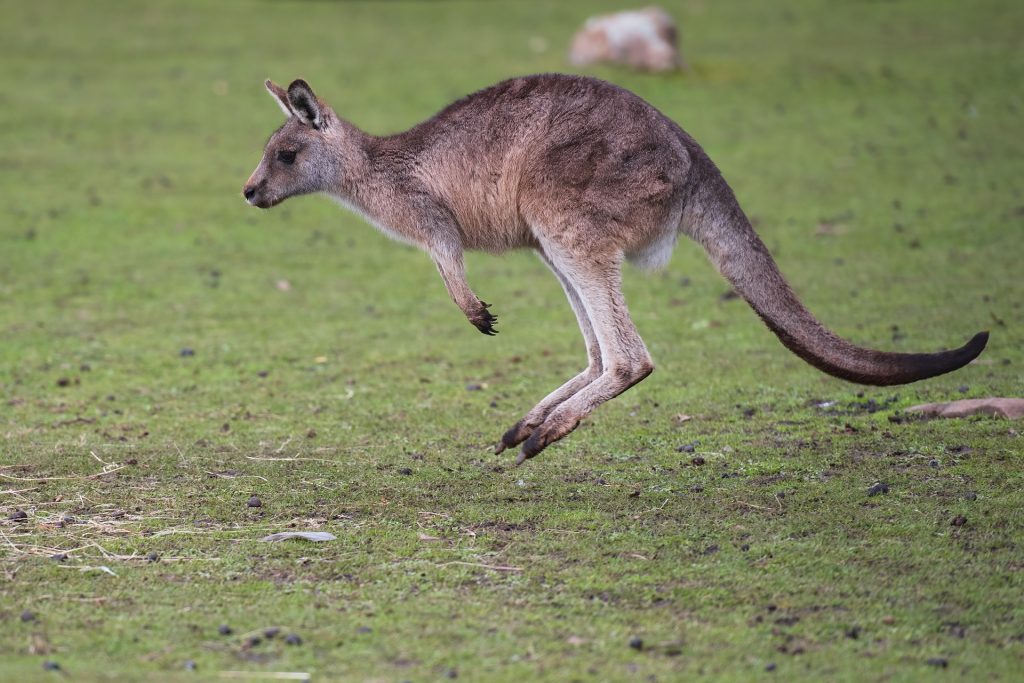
(906, 398, 1024, 419)
(569, 7, 685, 72)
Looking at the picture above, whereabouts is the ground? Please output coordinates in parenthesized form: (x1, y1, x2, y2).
(1, 0, 1022, 681)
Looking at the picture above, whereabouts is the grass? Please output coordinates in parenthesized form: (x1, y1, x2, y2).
(1, 0, 1022, 680)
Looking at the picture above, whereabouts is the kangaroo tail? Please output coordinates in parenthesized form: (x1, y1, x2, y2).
(684, 162, 988, 386)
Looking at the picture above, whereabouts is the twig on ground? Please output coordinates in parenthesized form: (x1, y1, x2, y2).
(437, 560, 522, 572)
(0, 464, 126, 482)
(245, 455, 338, 464)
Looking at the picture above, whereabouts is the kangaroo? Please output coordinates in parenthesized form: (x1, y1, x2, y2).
(243, 75, 988, 465)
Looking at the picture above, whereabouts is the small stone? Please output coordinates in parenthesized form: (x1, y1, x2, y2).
(179, 348, 195, 357)
(56, 377, 71, 387)
(357, 626, 372, 634)
(184, 660, 197, 671)
(765, 662, 777, 672)
(676, 443, 696, 453)
(951, 515, 967, 527)
(263, 627, 280, 639)
(691, 456, 705, 466)
(867, 482, 889, 496)
(247, 496, 262, 508)
(218, 624, 233, 636)
(257, 371, 269, 378)
(926, 658, 948, 668)
(445, 669, 458, 679)
(465, 383, 483, 391)
(690, 485, 704, 493)
(957, 385, 969, 394)
(628, 636, 644, 651)
(928, 459, 940, 468)
(284, 633, 302, 646)
(740, 544, 750, 552)
(845, 626, 860, 639)
(244, 636, 262, 648)
(964, 492, 978, 501)
(306, 428, 317, 439)
(21, 610, 35, 622)
(881, 615, 896, 625)
(398, 467, 413, 476)
(8, 510, 28, 521)
(51, 553, 68, 562)
(147, 552, 160, 562)
(42, 661, 60, 671)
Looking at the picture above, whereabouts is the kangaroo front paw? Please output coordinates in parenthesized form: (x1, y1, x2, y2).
(469, 300, 498, 336)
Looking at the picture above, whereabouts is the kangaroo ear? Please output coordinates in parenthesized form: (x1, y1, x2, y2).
(287, 79, 322, 129)
(265, 79, 293, 118)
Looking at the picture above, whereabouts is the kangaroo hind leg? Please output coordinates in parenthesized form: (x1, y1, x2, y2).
(515, 245, 654, 464)
(496, 248, 603, 454)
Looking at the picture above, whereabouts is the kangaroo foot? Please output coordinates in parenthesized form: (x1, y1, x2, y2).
(494, 418, 537, 455)
(514, 413, 582, 466)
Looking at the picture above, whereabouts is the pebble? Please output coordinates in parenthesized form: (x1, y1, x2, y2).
(263, 627, 280, 639)
(51, 553, 68, 562)
(218, 624, 233, 636)
(926, 657, 948, 668)
(628, 637, 644, 651)
(951, 515, 967, 527)
(964, 492, 978, 501)
(43, 661, 60, 671)
(21, 610, 35, 622)
(398, 467, 413, 476)
(184, 660, 197, 671)
(180, 348, 195, 357)
(8, 510, 28, 521)
(247, 496, 263, 508)
(284, 633, 302, 646)
(765, 662, 777, 672)
(357, 626, 372, 634)
(691, 456, 705, 466)
(147, 552, 160, 563)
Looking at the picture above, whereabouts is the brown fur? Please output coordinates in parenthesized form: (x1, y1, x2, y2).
(244, 74, 988, 463)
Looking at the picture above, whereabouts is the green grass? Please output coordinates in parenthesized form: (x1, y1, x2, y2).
(1, 0, 1022, 680)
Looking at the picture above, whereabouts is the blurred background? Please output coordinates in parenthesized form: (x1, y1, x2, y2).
(1, 0, 1021, 446)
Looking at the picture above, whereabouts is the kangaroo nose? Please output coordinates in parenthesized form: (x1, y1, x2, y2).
(243, 186, 257, 201)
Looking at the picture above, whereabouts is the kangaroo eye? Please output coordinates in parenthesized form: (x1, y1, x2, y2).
(276, 150, 297, 165)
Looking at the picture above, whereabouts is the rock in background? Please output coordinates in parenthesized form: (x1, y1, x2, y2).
(569, 6, 685, 72)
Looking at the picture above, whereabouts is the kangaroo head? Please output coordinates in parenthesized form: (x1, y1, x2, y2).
(243, 79, 345, 209)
